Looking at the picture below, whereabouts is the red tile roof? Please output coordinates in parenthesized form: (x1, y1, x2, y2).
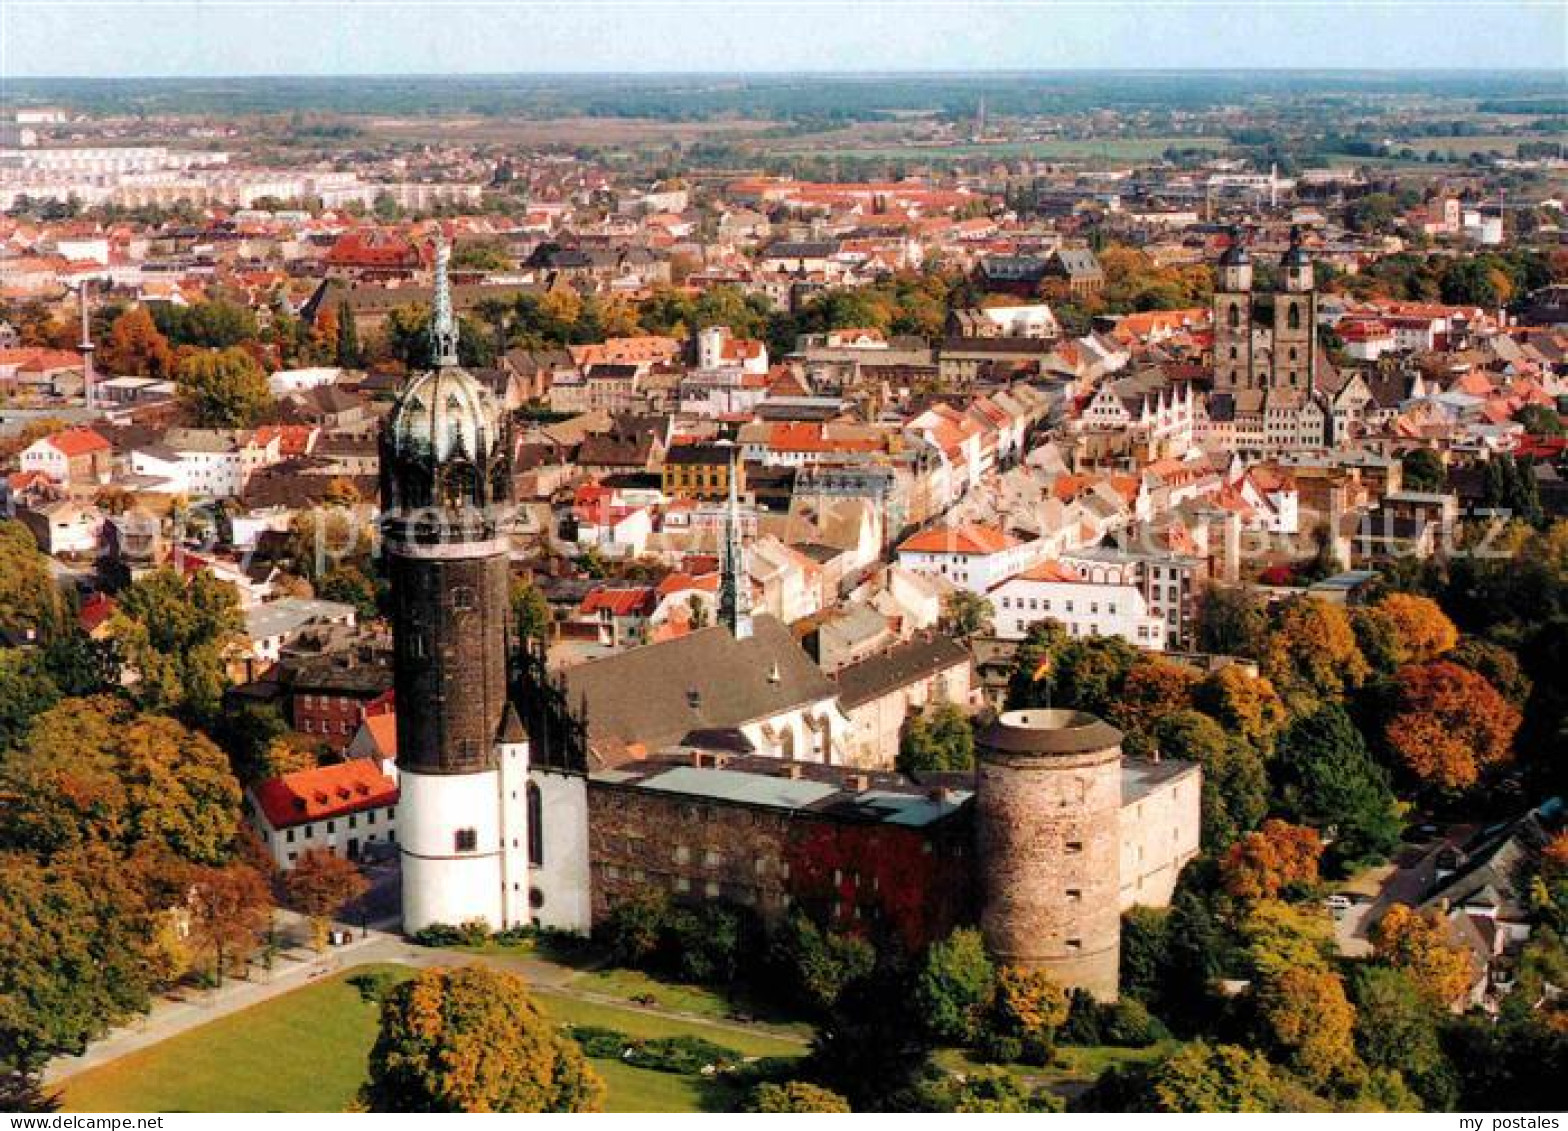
(899, 522, 1017, 556)
(44, 427, 111, 457)
(251, 759, 398, 830)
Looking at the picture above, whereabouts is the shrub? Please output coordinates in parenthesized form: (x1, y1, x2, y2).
(567, 1025, 632, 1059)
(409, 923, 464, 947)
(348, 969, 399, 1004)
(457, 918, 491, 947)
(625, 1035, 742, 1075)
(1102, 997, 1168, 1047)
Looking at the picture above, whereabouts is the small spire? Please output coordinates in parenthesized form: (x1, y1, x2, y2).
(717, 447, 753, 641)
(431, 236, 459, 368)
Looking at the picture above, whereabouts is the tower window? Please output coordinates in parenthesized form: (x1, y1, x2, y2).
(450, 586, 476, 611)
(454, 828, 478, 852)
(1228, 302, 1240, 329)
(1288, 303, 1302, 331)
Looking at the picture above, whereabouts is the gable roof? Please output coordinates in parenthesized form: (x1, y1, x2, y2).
(251, 759, 398, 830)
(562, 615, 836, 768)
(898, 522, 1018, 556)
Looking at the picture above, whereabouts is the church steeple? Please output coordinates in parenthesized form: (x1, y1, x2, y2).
(431, 236, 459, 368)
(717, 448, 752, 640)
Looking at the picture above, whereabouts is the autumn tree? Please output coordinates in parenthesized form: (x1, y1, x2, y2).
(1447, 637, 1531, 707)
(109, 567, 243, 720)
(175, 346, 272, 428)
(1262, 597, 1370, 705)
(1193, 665, 1288, 758)
(184, 861, 273, 986)
(1109, 658, 1202, 755)
(362, 966, 605, 1112)
(99, 305, 174, 378)
(0, 696, 240, 865)
(1371, 905, 1476, 1010)
(317, 564, 380, 620)
(980, 966, 1069, 1066)
(1221, 819, 1324, 902)
(1375, 593, 1458, 665)
(282, 848, 369, 950)
(746, 1081, 852, 1113)
(1255, 965, 1364, 1094)
(1240, 899, 1336, 982)
(1383, 661, 1521, 794)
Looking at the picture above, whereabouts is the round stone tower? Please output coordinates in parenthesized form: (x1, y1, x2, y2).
(975, 709, 1123, 1001)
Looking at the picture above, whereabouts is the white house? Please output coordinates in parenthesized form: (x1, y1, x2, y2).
(896, 522, 1043, 596)
(242, 596, 358, 667)
(129, 428, 281, 498)
(247, 758, 399, 870)
(988, 560, 1167, 649)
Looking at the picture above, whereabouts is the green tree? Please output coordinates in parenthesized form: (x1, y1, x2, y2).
(0, 848, 155, 1072)
(109, 567, 243, 719)
(1401, 448, 1446, 493)
(1195, 583, 1269, 658)
(0, 522, 66, 644)
(362, 966, 605, 1112)
(910, 1067, 1063, 1112)
(510, 577, 554, 646)
(335, 302, 362, 368)
(1349, 965, 1456, 1111)
(317, 564, 380, 620)
(768, 911, 876, 1016)
(1051, 635, 1140, 718)
(1156, 710, 1267, 850)
(0, 649, 60, 752)
(175, 346, 272, 428)
(1004, 618, 1068, 709)
(1112, 1042, 1296, 1112)
(979, 966, 1069, 1067)
(914, 927, 995, 1045)
(1274, 703, 1402, 872)
(940, 590, 993, 639)
(897, 702, 975, 773)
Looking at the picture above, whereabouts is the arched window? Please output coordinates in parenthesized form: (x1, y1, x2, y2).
(1287, 303, 1301, 331)
(526, 781, 544, 867)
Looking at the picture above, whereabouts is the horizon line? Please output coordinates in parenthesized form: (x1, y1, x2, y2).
(11, 65, 1567, 81)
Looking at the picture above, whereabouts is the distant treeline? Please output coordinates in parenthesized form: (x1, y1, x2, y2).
(11, 70, 1567, 123)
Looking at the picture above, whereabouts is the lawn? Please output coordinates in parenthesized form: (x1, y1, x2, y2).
(63, 964, 804, 1114)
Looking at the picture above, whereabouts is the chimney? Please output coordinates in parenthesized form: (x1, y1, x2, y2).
(778, 762, 804, 780)
(843, 773, 870, 793)
(927, 785, 954, 805)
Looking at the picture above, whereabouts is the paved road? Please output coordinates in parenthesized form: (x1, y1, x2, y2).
(44, 925, 805, 1087)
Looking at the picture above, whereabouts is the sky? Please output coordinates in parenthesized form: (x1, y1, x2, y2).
(2, 1, 1564, 78)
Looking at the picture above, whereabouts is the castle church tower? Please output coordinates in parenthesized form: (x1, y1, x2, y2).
(1212, 229, 1254, 396)
(381, 239, 527, 933)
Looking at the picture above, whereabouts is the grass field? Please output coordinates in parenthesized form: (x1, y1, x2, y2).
(62, 964, 804, 1114)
